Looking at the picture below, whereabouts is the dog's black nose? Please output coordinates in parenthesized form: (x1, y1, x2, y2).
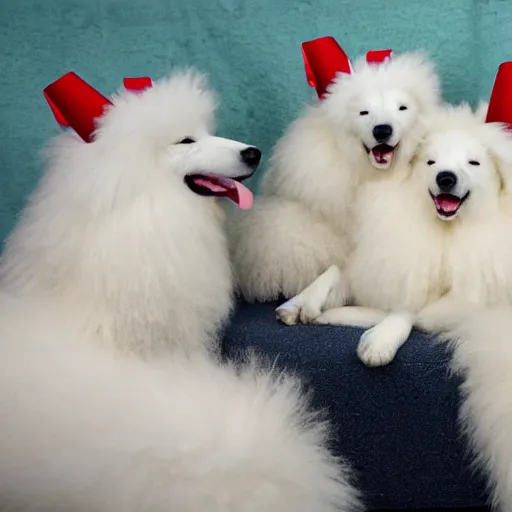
(240, 147, 261, 169)
(372, 124, 393, 143)
(436, 171, 458, 192)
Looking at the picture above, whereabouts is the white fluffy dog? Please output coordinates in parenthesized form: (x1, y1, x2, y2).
(439, 65, 512, 512)
(231, 45, 441, 302)
(0, 70, 360, 512)
(277, 103, 512, 367)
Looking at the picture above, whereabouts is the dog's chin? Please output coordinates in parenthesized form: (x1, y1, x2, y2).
(364, 143, 399, 170)
(184, 172, 254, 210)
(429, 191, 470, 221)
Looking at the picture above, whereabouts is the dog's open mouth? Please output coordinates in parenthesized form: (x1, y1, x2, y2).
(185, 174, 254, 209)
(430, 192, 469, 220)
(365, 144, 398, 169)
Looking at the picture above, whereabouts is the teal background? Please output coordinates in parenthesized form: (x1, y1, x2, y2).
(1, 0, 511, 241)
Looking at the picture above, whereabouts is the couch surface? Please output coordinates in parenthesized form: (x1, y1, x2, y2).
(222, 300, 489, 510)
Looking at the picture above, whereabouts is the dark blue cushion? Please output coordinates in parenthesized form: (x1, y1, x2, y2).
(221, 300, 488, 510)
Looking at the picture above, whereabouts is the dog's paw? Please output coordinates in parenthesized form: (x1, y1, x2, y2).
(276, 299, 321, 325)
(298, 303, 322, 324)
(357, 326, 399, 367)
(276, 303, 300, 325)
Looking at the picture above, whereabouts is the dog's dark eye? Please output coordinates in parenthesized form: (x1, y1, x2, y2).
(427, 160, 435, 166)
(359, 111, 369, 116)
(178, 137, 196, 144)
(469, 160, 480, 166)
(399, 105, 408, 111)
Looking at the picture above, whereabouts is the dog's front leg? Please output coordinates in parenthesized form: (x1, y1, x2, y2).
(356, 311, 414, 367)
(276, 265, 349, 325)
(310, 305, 388, 327)
(297, 304, 412, 366)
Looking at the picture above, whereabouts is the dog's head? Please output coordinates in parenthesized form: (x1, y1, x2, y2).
(44, 69, 261, 214)
(12, 69, 262, 347)
(415, 104, 512, 222)
(323, 51, 441, 171)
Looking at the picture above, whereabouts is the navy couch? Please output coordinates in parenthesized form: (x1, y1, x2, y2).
(222, 300, 489, 510)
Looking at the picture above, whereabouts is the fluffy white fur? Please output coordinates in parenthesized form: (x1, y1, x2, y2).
(1, 72, 237, 356)
(231, 51, 441, 302)
(446, 308, 512, 512)
(0, 70, 360, 511)
(278, 104, 512, 367)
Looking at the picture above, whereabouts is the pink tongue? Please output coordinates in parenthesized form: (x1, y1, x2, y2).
(229, 180, 253, 210)
(434, 195, 460, 213)
(194, 177, 254, 209)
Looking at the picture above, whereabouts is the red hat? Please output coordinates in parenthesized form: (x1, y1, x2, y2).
(301, 36, 353, 99)
(366, 49, 393, 64)
(43, 72, 113, 143)
(44, 73, 154, 143)
(486, 61, 512, 130)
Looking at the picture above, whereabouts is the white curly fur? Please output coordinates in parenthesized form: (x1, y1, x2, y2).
(230, 51, 442, 302)
(0, 69, 361, 512)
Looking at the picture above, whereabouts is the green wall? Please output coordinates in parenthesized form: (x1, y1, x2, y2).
(1, 0, 510, 241)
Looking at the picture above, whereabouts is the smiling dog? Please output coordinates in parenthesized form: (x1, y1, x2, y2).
(0, 69, 359, 512)
(231, 38, 441, 303)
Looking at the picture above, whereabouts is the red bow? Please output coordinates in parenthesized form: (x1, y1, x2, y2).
(301, 36, 392, 99)
(123, 77, 153, 93)
(366, 49, 393, 64)
(486, 61, 512, 130)
(43, 72, 153, 143)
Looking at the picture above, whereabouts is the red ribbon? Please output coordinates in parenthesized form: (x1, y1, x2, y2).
(366, 49, 393, 64)
(43, 72, 113, 143)
(301, 36, 393, 100)
(302, 36, 353, 99)
(44, 73, 154, 143)
(123, 77, 153, 92)
(486, 61, 512, 130)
